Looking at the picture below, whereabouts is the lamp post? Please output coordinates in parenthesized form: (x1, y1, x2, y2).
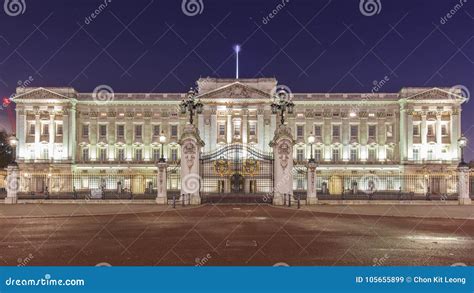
(271, 89, 294, 125)
(458, 135, 468, 167)
(308, 132, 315, 163)
(180, 88, 203, 125)
(159, 130, 167, 163)
(8, 135, 18, 165)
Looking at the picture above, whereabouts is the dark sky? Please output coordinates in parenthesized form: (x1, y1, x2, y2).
(0, 0, 472, 157)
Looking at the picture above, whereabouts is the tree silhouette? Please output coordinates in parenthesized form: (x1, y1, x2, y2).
(0, 131, 14, 168)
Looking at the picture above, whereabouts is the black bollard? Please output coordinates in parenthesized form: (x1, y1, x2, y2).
(288, 194, 291, 207)
(297, 194, 300, 209)
(173, 195, 176, 208)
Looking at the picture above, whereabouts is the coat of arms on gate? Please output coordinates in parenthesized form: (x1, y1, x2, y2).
(214, 157, 230, 177)
(242, 158, 259, 177)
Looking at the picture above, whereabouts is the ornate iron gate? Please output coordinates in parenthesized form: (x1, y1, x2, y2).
(200, 144, 273, 195)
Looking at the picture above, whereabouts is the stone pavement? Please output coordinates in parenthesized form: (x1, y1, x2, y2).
(0, 203, 473, 219)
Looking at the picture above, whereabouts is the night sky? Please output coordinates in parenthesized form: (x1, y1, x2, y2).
(0, 0, 472, 157)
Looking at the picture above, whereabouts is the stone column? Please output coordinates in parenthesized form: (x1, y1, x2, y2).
(210, 108, 217, 152)
(407, 111, 413, 160)
(399, 100, 407, 161)
(49, 111, 55, 160)
(226, 112, 232, 144)
(179, 124, 205, 204)
(257, 108, 265, 151)
(306, 161, 318, 204)
(155, 162, 168, 204)
(421, 114, 427, 159)
(62, 108, 69, 160)
(16, 109, 26, 160)
(457, 166, 471, 205)
(450, 108, 460, 160)
(34, 109, 40, 160)
(435, 114, 442, 159)
(270, 125, 295, 205)
(69, 103, 77, 162)
(5, 164, 19, 204)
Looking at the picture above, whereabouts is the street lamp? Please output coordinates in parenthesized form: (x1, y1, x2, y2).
(180, 87, 203, 125)
(8, 134, 18, 165)
(271, 88, 294, 125)
(159, 130, 167, 162)
(308, 132, 315, 163)
(458, 135, 468, 167)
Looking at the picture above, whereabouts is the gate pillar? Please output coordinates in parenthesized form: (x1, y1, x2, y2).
(179, 124, 205, 205)
(307, 161, 318, 204)
(457, 165, 471, 205)
(155, 162, 168, 204)
(270, 125, 295, 205)
(5, 163, 19, 204)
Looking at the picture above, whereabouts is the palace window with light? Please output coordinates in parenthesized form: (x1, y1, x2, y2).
(350, 125, 358, 139)
(427, 148, 434, 160)
(117, 148, 125, 161)
(350, 148, 358, 162)
(368, 148, 376, 162)
(82, 148, 89, 161)
(56, 123, 63, 136)
(29, 124, 35, 136)
(135, 148, 143, 161)
(99, 125, 107, 138)
(218, 124, 225, 136)
(413, 148, 420, 161)
(82, 124, 89, 137)
(314, 149, 321, 162)
(413, 124, 420, 136)
(296, 125, 304, 139)
(332, 125, 340, 139)
(249, 123, 256, 136)
(314, 125, 322, 137)
(296, 148, 304, 162)
(117, 125, 125, 138)
(368, 125, 376, 139)
(441, 124, 448, 136)
(99, 148, 107, 161)
(152, 148, 160, 161)
(135, 125, 142, 139)
(171, 148, 178, 162)
(170, 125, 178, 138)
(233, 121, 241, 137)
(427, 124, 434, 136)
(42, 148, 49, 160)
(386, 124, 393, 138)
(386, 147, 394, 161)
(42, 124, 49, 136)
(153, 125, 161, 137)
(332, 148, 340, 162)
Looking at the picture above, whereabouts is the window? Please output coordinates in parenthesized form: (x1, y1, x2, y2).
(368, 125, 376, 138)
(441, 124, 448, 136)
(368, 148, 376, 162)
(117, 148, 125, 161)
(413, 124, 420, 136)
(296, 125, 304, 139)
(99, 125, 107, 138)
(332, 148, 340, 162)
(233, 121, 241, 137)
(427, 149, 434, 160)
(297, 149, 304, 161)
(249, 123, 256, 136)
(314, 149, 321, 162)
(153, 125, 161, 136)
(413, 149, 420, 161)
(170, 125, 178, 137)
(42, 124, 49, 136)
(99, 148, 107, 161)
(152, 148, 160, 161)
(42, 148, 49, 160)
(29, 124, 35, 136)
(218, 124, 225, 136)
(117, 125, 125, 138)
(386, 124, 393, 138)
(427, 124, 434, 136)
(314, 125, 322, 137)
(350, 148, 358, 161)
(135, 149, 143, 161)
(82, 148, 89, 161)
(332, 125, 340, 138)
(297, 178, 304, 190)
(350, 125, 358, 139)
(387, 148, 393, 161)
(171, 148, 178, 162)
(135, 125, 142, 138)
(82, 124, 89, 137)
(56, 123, 63, 136)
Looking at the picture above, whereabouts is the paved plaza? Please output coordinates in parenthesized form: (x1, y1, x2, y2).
(0, 204, 473, 266)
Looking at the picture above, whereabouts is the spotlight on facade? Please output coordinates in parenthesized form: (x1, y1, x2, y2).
(349, 112, 356, 117)
(457, 135, 468, 168)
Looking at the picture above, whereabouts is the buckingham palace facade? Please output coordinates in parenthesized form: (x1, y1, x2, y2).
(10, 77, 467, 199)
